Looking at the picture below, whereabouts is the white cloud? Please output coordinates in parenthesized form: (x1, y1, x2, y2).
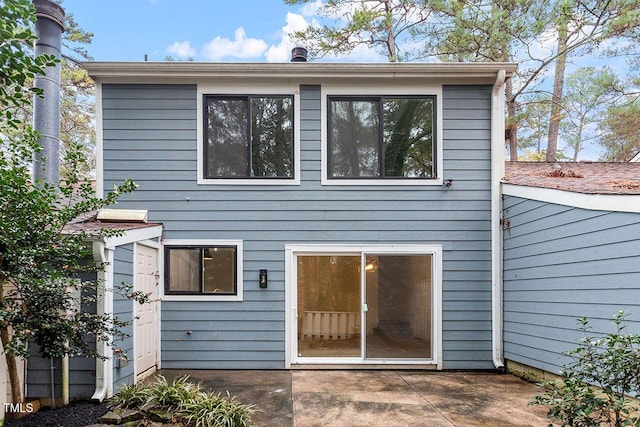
(297, 0, 323, 17)
(265, 12, 311, 62)
(166, 41, 196, 59)
(201, 27, 268, 61)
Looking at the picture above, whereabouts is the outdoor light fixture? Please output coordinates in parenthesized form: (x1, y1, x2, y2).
(259, 269, 268, 288)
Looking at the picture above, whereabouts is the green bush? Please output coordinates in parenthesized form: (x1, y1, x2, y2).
(110, 375, 254, 426)
(181, 391, 255, 427)
(531, 311, 640, 426)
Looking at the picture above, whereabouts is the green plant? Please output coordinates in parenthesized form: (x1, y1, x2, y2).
(108, 381, 151, 409)
(145, 375, 202, 411)
(181, 391, 255, 427)
(531, 311, 640, 426)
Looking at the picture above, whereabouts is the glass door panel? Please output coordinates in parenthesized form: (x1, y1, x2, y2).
(297, 255, 361, 358)
(364, 254, 432, 359)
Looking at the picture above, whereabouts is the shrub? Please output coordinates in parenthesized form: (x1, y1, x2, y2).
(181, 391, 255, 427)
(110, 375, 254, 426)
(531, 311, 640, 426)
(108, 381, 151, 409)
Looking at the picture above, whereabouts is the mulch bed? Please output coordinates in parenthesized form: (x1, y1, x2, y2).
(4, 400, 109, 427)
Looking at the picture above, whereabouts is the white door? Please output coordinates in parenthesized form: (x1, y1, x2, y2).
(135, 244, 159, 380)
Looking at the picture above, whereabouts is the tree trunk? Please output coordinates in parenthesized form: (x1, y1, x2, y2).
(547, 1, 570, 162)
(506, 79, 518, 161)
(0, 328, 23, 407)
(0, 276, 23, 409)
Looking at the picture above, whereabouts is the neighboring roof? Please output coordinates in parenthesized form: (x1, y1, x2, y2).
(503, 162, 640, 195)
(631, 152, 640, 162)
(63, 211, 162, 235)
(84, 61, 517, 85)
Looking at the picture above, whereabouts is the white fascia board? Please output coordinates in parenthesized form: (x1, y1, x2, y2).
(503, 183, 640, 213)
(104, 225, 163, 249)
(85, 62, 518, 84)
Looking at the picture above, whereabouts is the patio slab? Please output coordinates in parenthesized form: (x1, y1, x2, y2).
(158, 369, 551, 426)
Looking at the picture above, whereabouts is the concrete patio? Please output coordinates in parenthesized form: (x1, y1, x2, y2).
(159, 369, 551, 426)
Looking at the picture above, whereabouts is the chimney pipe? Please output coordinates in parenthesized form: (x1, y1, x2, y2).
(32, 0, 65, 185)
(290, 47, 308, 62)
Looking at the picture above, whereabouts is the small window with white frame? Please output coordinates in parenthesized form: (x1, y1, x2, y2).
(163, 240, 243, 301)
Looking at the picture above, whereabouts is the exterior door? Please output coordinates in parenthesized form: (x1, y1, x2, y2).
(135, 244, 159, 380)
(292, 249, 435, 364)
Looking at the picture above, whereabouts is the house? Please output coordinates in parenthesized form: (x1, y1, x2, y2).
(83, 59, 517, 381)
(501, 162, 640, 377)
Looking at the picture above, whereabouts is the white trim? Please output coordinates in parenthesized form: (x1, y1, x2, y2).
(503, 183, 640, 213)
(196, 83, 300, 186)
(630, 152, 640, 162)
(320, 84, 444, 186)
(138, 239, 161, 249)
(161, 239, 244, 302)
(284, 244, 442, 369)
(491, 70, 506, 370)
(104, 225, 163, 250)
(85, 61, 518, 83)
(95, 83, 103, 198)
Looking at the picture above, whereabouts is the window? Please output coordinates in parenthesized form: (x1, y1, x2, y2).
(203, 95, 294, 179)
(165, 243, 241, 298)
(328, 96, 436, 180)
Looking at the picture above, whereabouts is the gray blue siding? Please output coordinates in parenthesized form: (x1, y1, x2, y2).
(503, 195, 640, 374)
(27, 268, 97, 399)
(102, 83, 495, 370)
(112, 244, 134, 390)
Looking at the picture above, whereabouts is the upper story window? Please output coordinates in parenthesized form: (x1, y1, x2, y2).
(203, 94, 294, 180)
(328, 96, 436, 180)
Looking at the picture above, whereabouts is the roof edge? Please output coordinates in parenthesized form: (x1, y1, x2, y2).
(84, 61, 518, 82)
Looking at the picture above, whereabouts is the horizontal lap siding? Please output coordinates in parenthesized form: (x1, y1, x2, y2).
(112, 244, 134, 390)
(103, 84, 493, 370)
(503, 196, 640, 374)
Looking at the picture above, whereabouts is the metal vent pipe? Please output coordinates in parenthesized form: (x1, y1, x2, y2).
(32, 0, 65, 185)
(291, 47, 308, 62)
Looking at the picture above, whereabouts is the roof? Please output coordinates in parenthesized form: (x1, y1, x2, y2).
(503, 162, 640, 195)
(84, 61, 517, 85)
(63, 211, 162, 236)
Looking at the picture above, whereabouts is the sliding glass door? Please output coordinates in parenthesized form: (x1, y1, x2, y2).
(293, 249, 435, 363)
(364, 254, 431, 359)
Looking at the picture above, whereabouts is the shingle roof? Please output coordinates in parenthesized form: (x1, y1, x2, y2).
(503, 162, 640, 195)
(63, 211, 162, 236)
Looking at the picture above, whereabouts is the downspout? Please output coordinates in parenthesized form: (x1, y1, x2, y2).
(91, 241, 114, 401)
(491, 70, 506, 371)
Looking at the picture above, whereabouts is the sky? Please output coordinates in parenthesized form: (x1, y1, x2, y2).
(60, 0, 382, 63)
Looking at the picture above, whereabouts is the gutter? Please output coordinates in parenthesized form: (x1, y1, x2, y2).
(91, 241, 114, 401)
(491, 70, 507, 371)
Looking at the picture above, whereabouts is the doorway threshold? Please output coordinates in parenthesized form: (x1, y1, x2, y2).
(290, 364, 438, 370)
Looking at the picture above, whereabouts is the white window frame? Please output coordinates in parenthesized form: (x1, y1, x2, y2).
(321, 84, 444, 186)
(161, 239, 244, 301)
(285, 244, 443, 369)
(197, 83, 301, 185)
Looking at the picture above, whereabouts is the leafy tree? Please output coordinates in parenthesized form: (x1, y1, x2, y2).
(0, 0, 138, 408)
(285, 0, 434, 62)
(599, 100, 640, 161)
(559, 66, 620, 161)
